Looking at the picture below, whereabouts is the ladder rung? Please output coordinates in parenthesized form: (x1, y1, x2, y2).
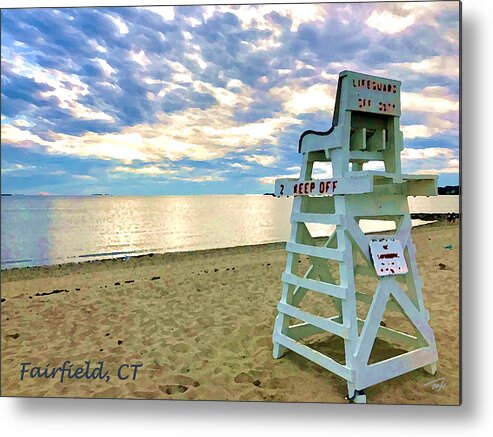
(278, 302, 347, 338)
(282, 272, 346, 299)
(287, 322, 325, 340)
(355, 318, 418, 348)
(358, 346, 438, 389)
(291, 212, 341, 225)
(273, 332, 353, 381)
(285, 242, 344, 261)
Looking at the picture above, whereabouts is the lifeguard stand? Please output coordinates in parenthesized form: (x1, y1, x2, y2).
(272, 70, 439, 403)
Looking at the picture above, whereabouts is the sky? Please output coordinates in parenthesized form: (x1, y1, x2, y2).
(0, 1, 460, 195)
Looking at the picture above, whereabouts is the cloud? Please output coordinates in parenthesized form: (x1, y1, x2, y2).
(183, 174, 225, 182)
(95, 58, 116, 77)
(258, 161, 333, 185)
(312, 162, 333, 178)
(229, 162, 251, 170)
(402, 87, 459, 114)
(270, 82, 336, 116)
(184, 51, 208, 70)
(73, 174, 97, 180)
(105, 13, 129, 36)
(392, 55, 459, 78)
(366, 10, 415, 34)
(130, 49, 152, 67)
(414, 164, 459, 175)
(202, 3, 327, 33)
(226, 78, 244, 89)
(2, 61, 299, 162)
(1, 124, 49, 148)
(12, 119, 32, 128)
(402, 147, 455, 161)
(366, 2, 457, 34)
(244, 154, 278, 167)
(4, 52, 115, 122)
(402, 125, 440, 139)
(0, 4, 459, 194)
(2, 98, 298, 163)
(259, 172, 299, 185)
(401, 147, 458, 176)
(1, 162, 38, 173)
(362, 161, 385, 171)
(112, 165, 177, 176)
(111, 163, 226, 183)
(88, 38, 107, 54)
(140, 6, 175, 22)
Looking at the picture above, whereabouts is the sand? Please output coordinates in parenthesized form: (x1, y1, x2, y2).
(0, 222, 460, 404)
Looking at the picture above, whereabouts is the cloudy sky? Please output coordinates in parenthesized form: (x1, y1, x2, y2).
(1, 1, 460, 195)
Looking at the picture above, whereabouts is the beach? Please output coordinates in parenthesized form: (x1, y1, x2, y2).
(0, 222, 460, 404)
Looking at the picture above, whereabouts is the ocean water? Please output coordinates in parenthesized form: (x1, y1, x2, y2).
(1, 195, 459, 269)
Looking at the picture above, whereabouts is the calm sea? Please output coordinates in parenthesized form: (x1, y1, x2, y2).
(1, 195, 459, 269)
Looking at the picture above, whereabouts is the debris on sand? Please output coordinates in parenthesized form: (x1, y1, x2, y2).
(34, 289, 69, 297)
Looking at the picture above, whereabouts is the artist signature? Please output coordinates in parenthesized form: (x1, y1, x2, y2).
(423, 377, 447, 392)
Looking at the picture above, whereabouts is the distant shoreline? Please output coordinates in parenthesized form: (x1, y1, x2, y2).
(2, 191, 460, 197)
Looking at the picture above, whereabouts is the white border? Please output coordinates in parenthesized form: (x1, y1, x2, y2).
(1, 0, 492, 435)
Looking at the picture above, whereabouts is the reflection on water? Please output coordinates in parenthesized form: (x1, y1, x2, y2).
(1, 195, 459, 269)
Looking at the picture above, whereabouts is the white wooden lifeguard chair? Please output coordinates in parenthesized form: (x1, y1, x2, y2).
(272, 70, 439, 403)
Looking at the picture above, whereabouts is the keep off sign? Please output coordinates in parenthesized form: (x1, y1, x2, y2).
(276, 178, 338, 196)
(274, 176, 373, 197)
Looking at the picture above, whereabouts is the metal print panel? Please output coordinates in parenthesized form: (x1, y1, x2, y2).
(0, 1, 461, 405)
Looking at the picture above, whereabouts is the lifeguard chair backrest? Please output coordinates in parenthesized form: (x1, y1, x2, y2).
(332, 70, 403, 175)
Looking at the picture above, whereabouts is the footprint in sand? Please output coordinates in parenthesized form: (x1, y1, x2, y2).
(175, 375, 200, 387)
(234, 372, 253, 383)
(159, 384, 188, 395)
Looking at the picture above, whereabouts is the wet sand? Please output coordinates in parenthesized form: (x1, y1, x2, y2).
(0, 222, 460, 404)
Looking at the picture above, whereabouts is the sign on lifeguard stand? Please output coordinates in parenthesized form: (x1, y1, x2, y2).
(272, 70, 439, 404)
